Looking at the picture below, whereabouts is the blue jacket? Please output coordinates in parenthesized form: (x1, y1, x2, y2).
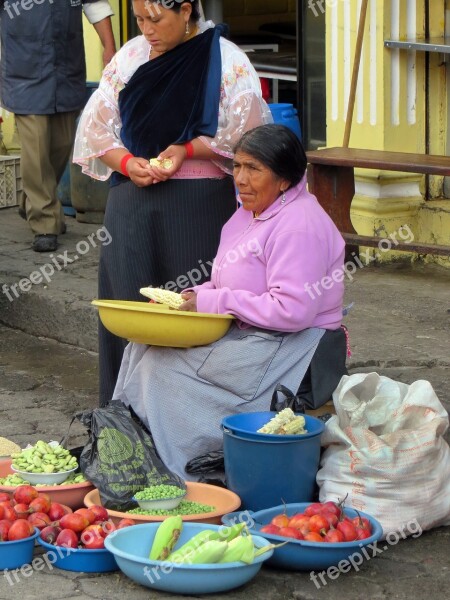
(0, 0, 99, 114)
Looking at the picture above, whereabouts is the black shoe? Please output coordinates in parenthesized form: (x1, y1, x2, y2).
(18, 207, 27, 220)
(32, 234, 58, 252)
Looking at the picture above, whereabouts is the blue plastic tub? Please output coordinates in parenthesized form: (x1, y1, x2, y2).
(268, 103, 302, 139)
(222, 412, 324, 511)
(222, 503, 383, 571)
(37, 538, 118, 572)
(0, 528, 39, 570)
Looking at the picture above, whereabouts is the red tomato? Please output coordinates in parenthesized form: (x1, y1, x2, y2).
(308, 514, 330, 534)
(304, 503, 324, 517)
(355, 527, 372, 540)
(323, 528, 346, 543)
(7, 519, 34, 541)
(304, 531, 324, 542)
(320, 501, 342, 517)
(260, 524, 281, 535)
(81, 524, 106, 549)
(0, 519, 12, 541)
(352, 515, 371, 531)
(270, 514, 290, 528)
(321, 511, 339, 528)
(336, 520, 358, 541)
(278, 526, 304, 540)
(116, 518, 136, 529)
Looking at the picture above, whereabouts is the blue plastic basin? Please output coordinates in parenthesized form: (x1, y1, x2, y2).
(104, 522, 273, 594)
(222, 412, 324, 511)
(0, 528, 39, 570)
(105, 523, 273, 595)
(37, 537, 118, 572)
(222, 503, 383, 571)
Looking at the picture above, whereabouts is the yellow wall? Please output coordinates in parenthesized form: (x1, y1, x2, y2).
(325, 0, 450, 266)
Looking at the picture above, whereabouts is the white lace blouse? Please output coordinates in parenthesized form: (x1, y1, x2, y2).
(73, 20, 272, 181)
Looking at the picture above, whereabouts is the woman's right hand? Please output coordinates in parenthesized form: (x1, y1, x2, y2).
(127, 157, 161, 187)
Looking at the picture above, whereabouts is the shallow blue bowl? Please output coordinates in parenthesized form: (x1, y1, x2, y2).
(37, 537, 118, 572)
(0, 528, 39, 570)
(222, 503, 383, 571)
(104, 522, 273, 594)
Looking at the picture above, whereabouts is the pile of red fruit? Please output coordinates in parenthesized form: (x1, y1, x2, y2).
(260, 501, 373, 543)
(0, 485, 135, 548)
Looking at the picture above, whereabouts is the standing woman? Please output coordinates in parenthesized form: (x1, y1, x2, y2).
(73, 0, 272, 405)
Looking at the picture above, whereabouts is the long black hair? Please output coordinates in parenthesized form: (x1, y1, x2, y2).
(234, 124, 307, 188)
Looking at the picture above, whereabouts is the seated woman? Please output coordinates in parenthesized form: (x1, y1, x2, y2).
(113, 124, 347, 479)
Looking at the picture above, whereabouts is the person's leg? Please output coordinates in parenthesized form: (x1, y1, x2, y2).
(98, 181, 161, 407)
(15, 114, 60, 237)
(49, 110, 79, 231)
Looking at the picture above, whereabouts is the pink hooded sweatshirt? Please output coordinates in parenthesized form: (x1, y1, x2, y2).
(193, 176, 346, 332)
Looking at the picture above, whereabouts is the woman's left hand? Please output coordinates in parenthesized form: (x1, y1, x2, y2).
(147, 144, 187, 182)
(179, 291, 198, 312)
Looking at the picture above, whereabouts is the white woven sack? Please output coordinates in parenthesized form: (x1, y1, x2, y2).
(317, 372, 450, 537)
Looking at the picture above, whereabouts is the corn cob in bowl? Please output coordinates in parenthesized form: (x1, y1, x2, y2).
(139, 287, 184, 309)
(104, 521, 274, 594)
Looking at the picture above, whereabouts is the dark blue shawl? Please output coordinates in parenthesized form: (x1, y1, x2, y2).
(112, 25, 223, 186)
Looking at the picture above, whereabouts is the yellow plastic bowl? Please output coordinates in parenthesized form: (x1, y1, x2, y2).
(92, 300, 234, 347)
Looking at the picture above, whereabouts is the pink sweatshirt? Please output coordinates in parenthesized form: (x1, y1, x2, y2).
(194, 176, 346, 331)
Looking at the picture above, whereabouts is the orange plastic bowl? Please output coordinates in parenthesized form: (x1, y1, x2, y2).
(84, 482, 241, 524)
(0, 458, 94, 510)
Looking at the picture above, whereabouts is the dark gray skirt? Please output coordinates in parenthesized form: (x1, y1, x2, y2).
(98, 177, 236, 405)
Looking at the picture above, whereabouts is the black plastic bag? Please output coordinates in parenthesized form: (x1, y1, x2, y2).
(185, 450, 225, 475)
(75, 400, 186, 510)
(270, 383, 307, 413)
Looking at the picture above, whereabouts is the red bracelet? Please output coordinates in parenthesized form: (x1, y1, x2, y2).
(184, 141, 194, 159)
(120, 153, 134, 177)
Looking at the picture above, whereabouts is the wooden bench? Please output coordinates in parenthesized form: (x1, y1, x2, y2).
(306, 147, 450, 256)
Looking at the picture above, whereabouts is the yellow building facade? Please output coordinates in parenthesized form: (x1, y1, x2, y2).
(325, 0, 449, 265)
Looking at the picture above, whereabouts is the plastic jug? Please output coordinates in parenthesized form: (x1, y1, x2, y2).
(268, 103, 302, 140)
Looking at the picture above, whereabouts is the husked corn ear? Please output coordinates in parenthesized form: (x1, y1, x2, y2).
(178, 540, 228, 564)
(149, 515, 183, 561)
(140, 287, 184, 309)
(167, 522, 247, 562)
(257, 408, 307, 435)
(149, 157, 173, 169)
(218, 534, 255, 564)
(279, 417, 307, 435)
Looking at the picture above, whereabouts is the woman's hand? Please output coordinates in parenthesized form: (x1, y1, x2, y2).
(126, 157, 160, 187)
(148, 144, 187, 182)
(179, 291, 198, 312)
